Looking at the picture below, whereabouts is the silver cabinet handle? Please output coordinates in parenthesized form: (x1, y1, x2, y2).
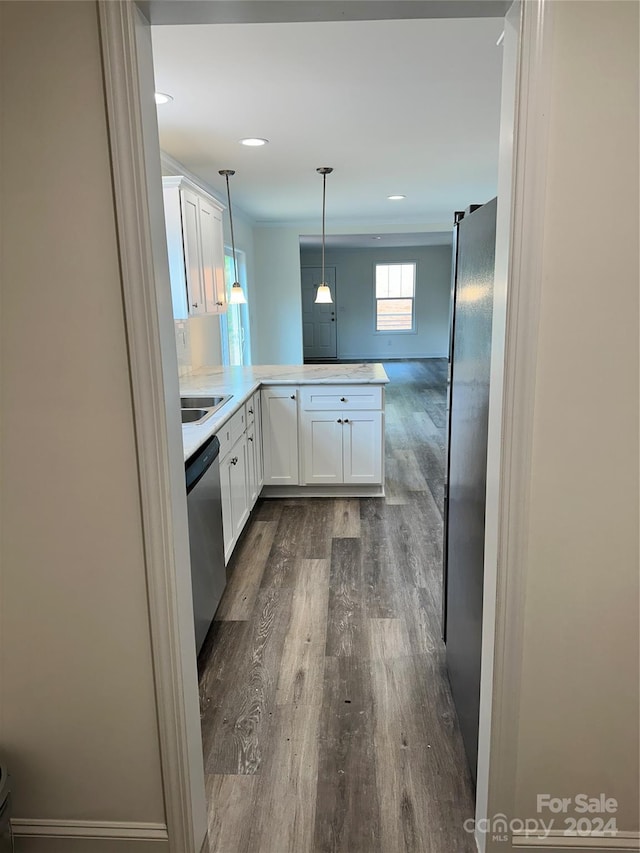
(192, 302, 198, 308)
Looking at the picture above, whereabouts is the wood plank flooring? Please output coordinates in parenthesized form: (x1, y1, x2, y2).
(199, 359, 476, 853)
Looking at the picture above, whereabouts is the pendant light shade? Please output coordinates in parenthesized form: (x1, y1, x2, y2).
(314, 284, 333, 303)
(315, 167, 334, 305)
(218, 169, 247, 305)
(228, 282, 247, 304)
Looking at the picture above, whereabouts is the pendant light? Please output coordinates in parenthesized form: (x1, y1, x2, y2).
(315, 167, 334, 304)
(218, 169, 247, 305)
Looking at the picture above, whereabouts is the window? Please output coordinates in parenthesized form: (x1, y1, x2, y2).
(221, 248, 251, 366)
(375, 262, 416, 332)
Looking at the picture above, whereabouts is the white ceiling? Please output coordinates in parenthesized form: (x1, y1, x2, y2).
(151, 16, 504, 229)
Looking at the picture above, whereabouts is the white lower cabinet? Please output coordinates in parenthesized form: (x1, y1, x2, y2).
(246, 391, 263, 506)
(301, 412, 345, 485)
(219, 382, 383, 561)
(342, 411, 383, 484)
(246, 420, 258, 508)
(220, 432, 249, 564)
(301, 410, 383, 485)
(261, 387, 300, 485)
(254, 392, 264, 491)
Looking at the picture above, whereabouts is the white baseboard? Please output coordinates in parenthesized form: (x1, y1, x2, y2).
(11, 820, 169, 853)
(261, 484, 385, 498)
(511, 830, 640, 850)
(337, 353, 447, 361)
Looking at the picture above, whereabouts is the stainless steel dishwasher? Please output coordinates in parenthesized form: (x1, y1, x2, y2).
(185, 434, 226, 654)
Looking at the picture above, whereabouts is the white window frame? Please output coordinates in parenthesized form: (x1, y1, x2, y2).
(221, 245, 251, 366)
(373, 260, 417, 335)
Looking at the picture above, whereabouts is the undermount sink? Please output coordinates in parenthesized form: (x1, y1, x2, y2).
(180, 395, 230, 410)
(180, 394, 233, 426)
(181, 408, 210, 424)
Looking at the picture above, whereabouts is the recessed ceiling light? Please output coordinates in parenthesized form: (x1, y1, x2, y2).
(387, 194, 406, 201)
(154, 92, 173, 105)
(240, 138, 269, 147)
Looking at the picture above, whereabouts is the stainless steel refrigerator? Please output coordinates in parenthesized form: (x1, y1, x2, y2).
(443, 198, 497, 783)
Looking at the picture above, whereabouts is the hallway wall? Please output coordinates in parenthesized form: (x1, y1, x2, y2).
(0, 1, 167, 845)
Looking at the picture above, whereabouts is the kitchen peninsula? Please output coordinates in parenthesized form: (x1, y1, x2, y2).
(181, 363, 389, 563)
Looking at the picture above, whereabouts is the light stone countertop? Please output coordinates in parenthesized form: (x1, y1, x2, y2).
(181, 363, 389, 462)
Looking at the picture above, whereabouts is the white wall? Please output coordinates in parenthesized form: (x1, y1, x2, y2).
(486, 1, 639, 848)
(251, 226, 304, 364)
(300, 244, 452, 359)
(0, 0, 166, 843)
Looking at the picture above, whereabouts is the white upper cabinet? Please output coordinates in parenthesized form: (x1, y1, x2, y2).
(162, 176, 227, 319)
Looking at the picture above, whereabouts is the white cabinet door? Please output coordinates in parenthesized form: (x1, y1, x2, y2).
(342, 411, 383, 484)
(198, 198, 227, 315)
(254, 391, 264, 490)
(262, 387, 299, 485)
(163, 177, 226, 319)
(301, 411, 344, 485)
(246, 421, 259, 508)
(220, 433, 250, 564)
(220, 453, 234, 563)
(229, 433, 249, 541)
(180, 188, 205, 315)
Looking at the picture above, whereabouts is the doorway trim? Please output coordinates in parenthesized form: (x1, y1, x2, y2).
(98, 2, 552, 850)
(98, 3, 206, 850)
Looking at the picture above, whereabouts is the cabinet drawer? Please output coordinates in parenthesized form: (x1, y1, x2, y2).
(300, 385, 383, 411)
(246, 391, 258, 426)
(217, 405, 247, 458)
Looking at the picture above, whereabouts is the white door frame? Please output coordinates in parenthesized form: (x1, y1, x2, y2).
(98, 3, 207, 850)
(97, 2, 553, 850)
(476, 2, 554, 850)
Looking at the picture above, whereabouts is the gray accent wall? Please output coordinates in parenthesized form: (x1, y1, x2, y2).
(300, 244, 452, 360)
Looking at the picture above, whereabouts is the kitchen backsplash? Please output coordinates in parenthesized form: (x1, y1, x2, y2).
(175, 315, 223, 377)
(175, 320, 192, 377)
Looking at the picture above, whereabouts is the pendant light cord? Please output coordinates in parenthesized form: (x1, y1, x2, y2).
(321, 170, 327, 285)
(224, 172, 240, 284)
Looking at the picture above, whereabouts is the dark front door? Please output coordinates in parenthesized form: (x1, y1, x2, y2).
(444, 198, 497, 782)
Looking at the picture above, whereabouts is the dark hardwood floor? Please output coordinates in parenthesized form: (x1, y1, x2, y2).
(199, 359, 476, 853)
